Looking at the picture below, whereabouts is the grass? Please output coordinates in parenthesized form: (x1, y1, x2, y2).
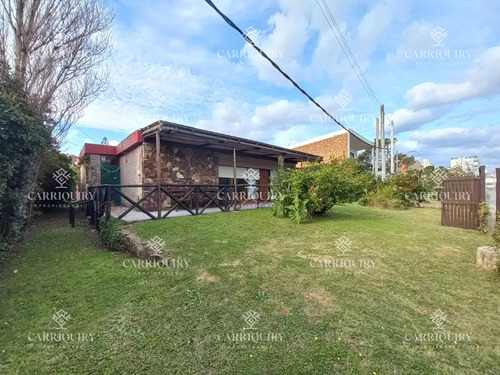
(0, 205, 499, 374)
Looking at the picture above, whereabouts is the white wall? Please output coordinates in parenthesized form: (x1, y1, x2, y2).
(119, 145, 143, 206)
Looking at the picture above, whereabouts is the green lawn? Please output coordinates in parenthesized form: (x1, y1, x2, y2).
(0, 205, 499, 374)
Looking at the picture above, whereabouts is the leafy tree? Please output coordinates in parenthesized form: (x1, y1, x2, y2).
(0, 74, 51, 244)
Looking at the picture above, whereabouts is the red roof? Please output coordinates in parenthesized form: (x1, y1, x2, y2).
(79, 130, 143, 158)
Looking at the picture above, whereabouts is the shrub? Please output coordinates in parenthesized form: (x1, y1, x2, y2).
(287, 195, 309, 223)
(98, 217, 125, 251)
(358, 171, 430, 209)
(358, 185, 406, 209)
(271, 185, 293, 218)
(271, 157, 375, 222)
(493, 214, 500, 248)
(478, 203, 490, 234)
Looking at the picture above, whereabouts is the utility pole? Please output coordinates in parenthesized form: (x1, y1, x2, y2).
(381, 105, 386, 180)
(390, 120, 395, 175)
(371, 147, 375, 173)
(374, 118, 379, 177)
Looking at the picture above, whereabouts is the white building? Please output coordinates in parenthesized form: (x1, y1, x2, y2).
(422, 158, 434, 168)
(450, 156, 480, 175)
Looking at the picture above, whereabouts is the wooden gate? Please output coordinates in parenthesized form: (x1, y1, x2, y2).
(441, 166, 485, 229)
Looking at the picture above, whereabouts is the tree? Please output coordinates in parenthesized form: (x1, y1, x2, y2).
(357, 147, 373, 172)
(0, 73, 51, 243)
(0, 0, 113, 138)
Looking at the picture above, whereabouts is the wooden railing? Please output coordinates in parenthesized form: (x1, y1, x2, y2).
(80, 183, 274, 228)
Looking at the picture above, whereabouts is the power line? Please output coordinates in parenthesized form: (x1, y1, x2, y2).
(316, 0, 393, 124)
(317, 0, 379, 107)
(204, 0, 386, 150)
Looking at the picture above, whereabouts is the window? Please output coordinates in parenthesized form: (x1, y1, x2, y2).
(218, 177, 246, 192)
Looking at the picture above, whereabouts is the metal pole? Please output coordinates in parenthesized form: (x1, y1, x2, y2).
(375, 118, 379, 177)
(371, 147, 375, 173)
(156, 130, 161, 219)
(390, 121, 395, 175)
(381, 105, 386, 180)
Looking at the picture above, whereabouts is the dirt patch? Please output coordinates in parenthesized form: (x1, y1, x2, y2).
(303, 288, 335, 323)
(304, 288, 334, 307)
(197, 270, 218, 283)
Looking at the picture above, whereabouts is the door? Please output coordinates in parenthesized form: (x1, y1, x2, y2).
(101, 164, 121, 205)
(259, 169, 270, 201)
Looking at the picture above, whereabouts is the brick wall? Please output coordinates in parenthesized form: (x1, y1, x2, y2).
(293, 133, 348, 163)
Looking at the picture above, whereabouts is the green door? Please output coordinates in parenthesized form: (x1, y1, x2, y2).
(101, 164, 121, 205)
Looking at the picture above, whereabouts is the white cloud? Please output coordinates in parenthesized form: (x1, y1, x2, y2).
(405, 47, 500, 110)
(404, 126, 500, 168)
(391, 46, 500, 132)
(386, 21, 435, 63)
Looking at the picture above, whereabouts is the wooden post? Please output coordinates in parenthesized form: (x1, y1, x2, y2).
(69, 204, 75, 228)
(194, 186, 199, 215)
(479, 165, 485, 203)
(156, 130, 161, 219)
(105, 186, 111, 219)
(374, 118, 379, 177)
(381, 105, 386, 180)
(233, 148, 237, 209)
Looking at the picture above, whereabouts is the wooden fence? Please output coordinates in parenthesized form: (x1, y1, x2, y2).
(441, 166, 488, 229)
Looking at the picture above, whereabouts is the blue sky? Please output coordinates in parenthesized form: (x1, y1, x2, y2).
(62, 0, 500, 171)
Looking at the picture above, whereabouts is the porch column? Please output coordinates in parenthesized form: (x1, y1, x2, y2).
(233, 148, 237, 209)
(156, 130, 161, 219)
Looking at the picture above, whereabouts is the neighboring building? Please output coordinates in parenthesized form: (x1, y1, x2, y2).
(422, 158, 434, 168)
(407, 160, 424, 171)
(78, 121, 320, 210)
(450, 156, 480, 175)
(289, 129, 372, 165)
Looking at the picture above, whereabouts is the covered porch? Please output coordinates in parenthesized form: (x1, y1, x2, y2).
(81, 121, 320, 224)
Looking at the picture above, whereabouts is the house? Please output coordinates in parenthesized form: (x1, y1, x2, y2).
(78, 121, 320, 217)
(289, 129, 372, 166)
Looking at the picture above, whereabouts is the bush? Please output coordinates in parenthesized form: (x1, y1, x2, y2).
(478, 203, 490, 234)
(493, 214, 500, 248)
(98, 217, 125, 251)
(358, 185, 407, 209)
(358, 172, 430, 209)
(271, 157, 375, 222)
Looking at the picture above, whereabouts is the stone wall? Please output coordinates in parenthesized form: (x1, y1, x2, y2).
(141, 141, 219, 210)
(84, 154, 102, 186)
(142, 141, 219, 184)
